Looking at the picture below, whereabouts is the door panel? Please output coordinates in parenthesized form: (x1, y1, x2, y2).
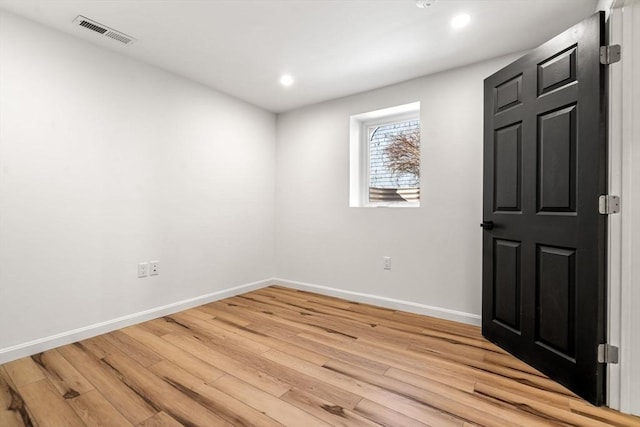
(537, 46, 577, 96)
(493, 239, 521, 332)
(495, 74, 522, 112)
(482, 12, 606, 405)
(537, 105, 577, 212)
(536, 245, 576, 359)
(494, 124, 522, 212)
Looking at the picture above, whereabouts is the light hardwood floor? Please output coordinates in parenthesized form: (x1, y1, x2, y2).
(1, 285, 639, 426)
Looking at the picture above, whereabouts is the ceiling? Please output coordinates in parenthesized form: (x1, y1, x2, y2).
(0, 0, 599, 113)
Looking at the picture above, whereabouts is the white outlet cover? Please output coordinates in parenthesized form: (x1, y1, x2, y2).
(138, 262, 149, 278)
(150, 260, 159, 276)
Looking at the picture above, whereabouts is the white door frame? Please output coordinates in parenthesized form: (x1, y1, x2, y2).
(607, 0, 639, 415)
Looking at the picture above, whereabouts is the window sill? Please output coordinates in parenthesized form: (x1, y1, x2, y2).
(357, 202, 421, 208)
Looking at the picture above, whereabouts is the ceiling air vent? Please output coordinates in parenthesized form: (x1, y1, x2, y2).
(73, 15, 136, 45)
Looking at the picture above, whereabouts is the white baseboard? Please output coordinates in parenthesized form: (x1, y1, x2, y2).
(0, 278, 274, 365)
(274, 278, 481, 327)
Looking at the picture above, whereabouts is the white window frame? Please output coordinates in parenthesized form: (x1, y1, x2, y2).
(349, 102, 421, 208)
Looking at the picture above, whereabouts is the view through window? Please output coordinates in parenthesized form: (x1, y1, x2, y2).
(368, 118, 420, 204)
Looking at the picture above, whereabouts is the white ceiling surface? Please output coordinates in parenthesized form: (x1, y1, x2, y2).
(0, 0, 599, 113)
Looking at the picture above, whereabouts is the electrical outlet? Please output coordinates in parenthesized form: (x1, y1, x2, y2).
(138, 262, 149, 278)
(383, 256, 391, 270)
(150, 260, 159, 276)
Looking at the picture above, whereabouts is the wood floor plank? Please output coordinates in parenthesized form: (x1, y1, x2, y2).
(243, 293, 509, 373)
(3, 357, 46, 388)
(136, 412, 183, 427)
(397, 311, 485, 340)
(67, 388, 134, 427)
(100, 348, 233, 426)
(301, 293, 482, 338)
(229, 295, 359, 340)
(386, 365, 574, 413)
(198, 302, 253, 326)
(18, 379, 85, 427)
(121, 325, 225, 383)
(149, 360, 284, 427)
(255, 290, 430, 338)
(217, 301, 391, 374)
(162, 333, 291, 397)
(235, 294, 381, 342)
(416, 327, 512, 354)
(246, 321, 300, 341)
(205, 299, 351, 366)
(262, 288, 473, 349)
(203, 300, 302, 338)
(0, 367, 33, 427)
(281, 387, 379, 427)
(404, 335, 511, 364)
(287, 332, 390, 375)
(181, 327, 363, 410)
(569, 399, 640, 427)
(288, 300, 496, 354)
(212, 374, 332, 426)
(191, 383, 284, 427)
(324, 330, 575, 400)
(283, 299, 498, 368)
(145, 316, 194, 337)
(474, 382, 617, 427)
(262, 349, 465, 426)
(2, 285, 639, 427)
(77, 336, 110, 359)
(168, 311, 272, 354)
(136, 318, 181, 337)
(58, 342, 158, 425)
(301, 330, 452, 377)
(240, 293, 365, 341)
(180, 307, 215, 321)
(205, 316, 330, 365)
(268, 286, 354, 309)
(330, 315, 493, 359)
(30, 349, 94, 399)
(102, 330, 165, 367)
(324, 357, 552, 427)
(407, 342, 562, 390)
(353, 399, 430, 427)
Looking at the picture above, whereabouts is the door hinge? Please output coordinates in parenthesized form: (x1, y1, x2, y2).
(598, 344, 619, 364)
(599, 195, 620, 214)
(600, 45, 621, 65)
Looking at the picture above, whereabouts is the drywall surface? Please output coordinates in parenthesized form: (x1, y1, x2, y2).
(275, 54, 521, 322)
(0, 10, 276, 352)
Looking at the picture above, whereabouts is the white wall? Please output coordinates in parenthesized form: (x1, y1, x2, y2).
(275, 54, 520, 324)
(0, 10, 276, 359)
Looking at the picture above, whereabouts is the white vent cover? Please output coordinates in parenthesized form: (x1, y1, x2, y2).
(73, 15, 136, 45)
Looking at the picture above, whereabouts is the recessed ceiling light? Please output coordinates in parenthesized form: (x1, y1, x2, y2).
(415, 0, 437, 8)
(280, 74, 295, 87)
(451, 13, 471, 29)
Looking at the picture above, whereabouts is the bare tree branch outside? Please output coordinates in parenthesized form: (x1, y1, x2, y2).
(384, 130, 420, 183)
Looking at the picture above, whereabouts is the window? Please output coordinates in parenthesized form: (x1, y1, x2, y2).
(350, 102, 421, 207)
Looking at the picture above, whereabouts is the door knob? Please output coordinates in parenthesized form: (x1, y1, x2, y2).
(480, 221, 494, 230)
